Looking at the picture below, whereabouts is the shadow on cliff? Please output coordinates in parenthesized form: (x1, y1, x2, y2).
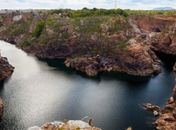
(154, 51, 176, 71)
(38, 58, 151, 84)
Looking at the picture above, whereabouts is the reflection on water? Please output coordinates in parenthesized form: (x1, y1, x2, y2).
(0, 41, 175, 130)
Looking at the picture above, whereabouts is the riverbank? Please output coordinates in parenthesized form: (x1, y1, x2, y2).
(1, 9, 176, 130)
(0, 56, 14, 81)
(0, 9, 167, 77)
(0, 55, 14, 122)
(154, 83, 176, 130)
(1, 40, 173, 130)
(28, 120, 101, 130)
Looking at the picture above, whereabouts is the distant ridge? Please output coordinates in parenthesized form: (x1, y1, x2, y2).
(153, 7, 175, 10)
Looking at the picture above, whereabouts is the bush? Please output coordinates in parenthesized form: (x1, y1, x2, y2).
(51, 8, 128, 18)
(32, 21, 45, 38)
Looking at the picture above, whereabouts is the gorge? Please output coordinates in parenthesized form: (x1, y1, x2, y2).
(0, 9, 176, 130)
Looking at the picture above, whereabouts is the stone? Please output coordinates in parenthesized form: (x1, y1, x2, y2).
(143, 103, 160, 112)
(168, 97, 175, 104)
(13, 15, 22, 22)
(30, 120, 101, 130)
(0, 56, 14, 81)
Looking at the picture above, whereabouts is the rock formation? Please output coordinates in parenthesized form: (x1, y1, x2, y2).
(28, 120, 101, 130)
(131, 15, 176, 56)
(0, 56, 14, 81)
(0, 55, 14, 121)
(0, 11, 165, 77)
(154, 84, 176, 130)
(65, 43, 161, 76)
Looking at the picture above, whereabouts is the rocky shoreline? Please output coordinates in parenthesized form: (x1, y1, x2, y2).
(144, 82, 176, 130)
(1, 10, 176, 129)
(0, 56, 14, 81)
(28, 120, 101, 130)
(0, 55, 14, 122)
(154, 83, 176, 130)
(0, 11, 167, 77)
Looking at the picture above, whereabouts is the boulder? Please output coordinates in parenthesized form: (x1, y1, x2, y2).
(28, 120, 101, 130)
(143, 103, 161, 116)
(155, 84, 176, 130)
(0, 56, 14, 81)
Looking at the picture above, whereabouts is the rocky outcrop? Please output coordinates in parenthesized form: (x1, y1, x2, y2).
(131, 15, 176, 56)
(28, 120, 101, 130)
(2, 11, 176, 77)
(0, 56, 14, 81)
(143, 103, 160, 117)
(0, 56, 13, 121)
(65, 43, 161, 76)
(0, 11, 163, 77)
(154, 85, 176, 130)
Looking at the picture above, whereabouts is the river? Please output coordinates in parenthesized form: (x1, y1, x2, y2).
(0, 40, 175, 130)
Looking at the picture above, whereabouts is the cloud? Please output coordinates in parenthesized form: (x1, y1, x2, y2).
(0, 0, 176, 10)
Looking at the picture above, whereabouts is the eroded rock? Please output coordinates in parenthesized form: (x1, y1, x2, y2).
(65, 42, 161, 77)
(155, 85, 176, 130)
(143, 103, 161, 117)
(0, 56, 14, 81)
(28, 120, 101, 130)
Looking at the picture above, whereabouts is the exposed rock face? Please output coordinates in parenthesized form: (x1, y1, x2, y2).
(65, 43, 161, 76)
(2, 12, 176, 77)
(28, 120, 101, 130)
(0, 56, 14, 81)
(0, 56, 13, 121)
(155, 85, 176, 130)
(131, 15, 176, 56)
(0, 11, 163, 77)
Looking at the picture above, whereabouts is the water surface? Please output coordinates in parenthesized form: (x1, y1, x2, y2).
(0, 41, 175, 130)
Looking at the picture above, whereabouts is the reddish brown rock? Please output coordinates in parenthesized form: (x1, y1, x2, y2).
(28, 120, 101, 130)
(155, 85, 176, 130)
(131, 15, 176, 56)
(0, 56, 14, 81)
(65, 42, 161, 76)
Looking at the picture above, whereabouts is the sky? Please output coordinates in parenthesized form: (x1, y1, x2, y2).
(0, 0, 176, 10)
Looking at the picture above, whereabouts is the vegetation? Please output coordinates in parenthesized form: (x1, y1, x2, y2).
(50, 8, 128, 17)
(2, 8, 176, 51)
(126, 9, 176, 16)
(49, 8, 176, 18)
(32, 20, 46, 38)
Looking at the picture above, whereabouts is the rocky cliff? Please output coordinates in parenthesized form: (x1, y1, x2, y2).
(1, 9, 176, 129)
(0, 10, 165, 76)
(0, 56, 14, 81)
(0, 55, 14, 121)
(154, 84, 176, 130)
(0, 11, 176, 77)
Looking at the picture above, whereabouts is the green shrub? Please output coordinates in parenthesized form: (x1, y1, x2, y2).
(22, 40, 31, 47)
(51, 8, 128, 18)
(33, 21, 45, 38)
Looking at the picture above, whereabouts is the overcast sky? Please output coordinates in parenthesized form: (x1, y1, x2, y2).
(0, 0, 176, 10)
